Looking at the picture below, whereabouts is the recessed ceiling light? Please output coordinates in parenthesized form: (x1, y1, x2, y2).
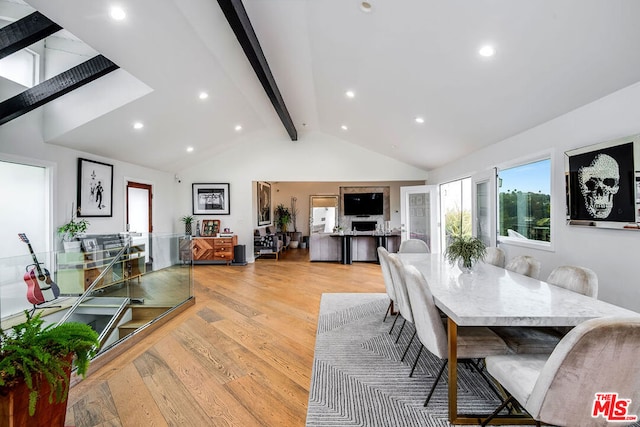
(235, 125, 242, 132)
(360, 2, 373, 12)
(341, 125, 348, 131)
(110, 6, 126, 21)
(198, 92, 209, 100)
(415, 117, 425, 124)
(345, 90, 355, 99)
(479, 45, 496, 57)
(186, 146, 194, 153)
(133, 122, 144, 130)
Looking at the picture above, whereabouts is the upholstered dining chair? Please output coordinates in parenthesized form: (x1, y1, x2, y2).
(547, 265, 598, 298)
(484, 247, 506, 268)
(398, 239, 430, 253)
(505, 255, 541, 279)
(403, 264, 510, 406)
(377, 246, 397, 322)
(482, 317, 640, 427)
(387, 254, 417, 359)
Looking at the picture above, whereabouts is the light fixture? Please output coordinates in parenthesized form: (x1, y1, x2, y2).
(186, 146, 194, 153)
(360, 2, 372, 13)
(341, 125, 348, 131)
(133, 122, 144, 130)
(110, 6, 126, 21)
(198, 92, 209, 100)
(345, 90, 355, 99)
(235, 125, 242, 132)
(479, 45, 496, 57)
(415, 117, 425, 124)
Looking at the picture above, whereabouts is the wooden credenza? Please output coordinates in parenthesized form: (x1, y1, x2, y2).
(192, 236, 237, 265)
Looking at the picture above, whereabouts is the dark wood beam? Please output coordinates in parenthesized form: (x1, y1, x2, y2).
(0, 55, 119, 126)
(217, 0, 298, 141)
(0, 12, 62, 60)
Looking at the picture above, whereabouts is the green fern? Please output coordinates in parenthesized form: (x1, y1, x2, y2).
(445, 234, 486, 269)
(0, 311, 99, 416)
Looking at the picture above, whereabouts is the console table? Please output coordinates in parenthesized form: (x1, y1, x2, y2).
(192, 236, 237, 265)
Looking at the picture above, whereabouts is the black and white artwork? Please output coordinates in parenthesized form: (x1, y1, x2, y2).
(568, 141, 635, 222)
(257, 181, 271, 226)
(192, 183, 230, 215)
(77, 158, 113, 217)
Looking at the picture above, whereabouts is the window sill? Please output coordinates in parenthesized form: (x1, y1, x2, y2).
(498, 236, 554, 252)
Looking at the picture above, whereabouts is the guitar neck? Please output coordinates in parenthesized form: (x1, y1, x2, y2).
(26, 243, 44, 276)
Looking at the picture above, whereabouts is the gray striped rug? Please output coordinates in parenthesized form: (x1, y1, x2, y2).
(306, 293, 507, 427)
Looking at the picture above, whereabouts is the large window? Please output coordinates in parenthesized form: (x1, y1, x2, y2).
(498, 159, 551, 243)
(440, 177, 472, 250)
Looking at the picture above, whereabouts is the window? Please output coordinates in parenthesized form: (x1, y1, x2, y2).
(498, 159, 551, 244)
(440, 177, 472, 250)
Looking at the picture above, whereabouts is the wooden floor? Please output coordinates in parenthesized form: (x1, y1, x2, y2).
(65, 249, 386, 426)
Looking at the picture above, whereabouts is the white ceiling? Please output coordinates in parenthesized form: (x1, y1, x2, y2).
(15, 0, 640, 173)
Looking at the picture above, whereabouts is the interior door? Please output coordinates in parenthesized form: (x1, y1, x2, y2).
(471, 170, 497, 247)
(126, 181, 152, 266)
(400, 185, 439, 253)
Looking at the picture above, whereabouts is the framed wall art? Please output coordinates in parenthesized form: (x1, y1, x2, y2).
(566, 136, 637, 228)
(257, 181, 272, 226)
(77, 158, 113, 217)
(192, 183, 230, 215)
(201, 219, 220, 236)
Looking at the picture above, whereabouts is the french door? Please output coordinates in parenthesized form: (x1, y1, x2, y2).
(471, 170, 497, 247)
(400, 185, 439, 253)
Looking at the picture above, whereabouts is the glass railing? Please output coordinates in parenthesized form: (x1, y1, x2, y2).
(0, 232, 193, 357)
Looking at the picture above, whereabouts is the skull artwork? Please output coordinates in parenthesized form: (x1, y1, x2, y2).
(578, 154, 620, 219)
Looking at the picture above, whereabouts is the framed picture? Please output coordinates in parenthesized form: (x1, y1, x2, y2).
(201, 219, 220, 236)
(566, 140, 635, 223)
(81, 238, 98, 252)
(192, 183, 230, 215)
(257, 181, 272, 226)
(77, 158, 113, 217)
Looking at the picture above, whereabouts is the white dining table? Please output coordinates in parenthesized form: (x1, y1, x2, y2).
(398, 252, 640, 425)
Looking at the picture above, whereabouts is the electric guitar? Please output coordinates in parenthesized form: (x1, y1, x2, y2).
(18, 233, 60, 305)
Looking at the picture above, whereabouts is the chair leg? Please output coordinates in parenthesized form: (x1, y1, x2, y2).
(401, 330, 416, 361)
(389, 312, 400, 335)
(409, 344, 423, 377)
(395, 319, 407, 343)
(383, 300, 392, 322)
(424, 360, 448, 407)
(481, 395, 516, 426)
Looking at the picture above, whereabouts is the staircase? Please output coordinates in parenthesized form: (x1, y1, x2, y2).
(117, 306, 172, 339)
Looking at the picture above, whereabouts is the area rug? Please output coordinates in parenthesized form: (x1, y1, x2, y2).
(306, 293, 506, 427)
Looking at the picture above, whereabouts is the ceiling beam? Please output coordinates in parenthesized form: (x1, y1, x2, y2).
(216, 0, 298, 141)
(0, 55, 119, 126)
(0, 11, 62, 60)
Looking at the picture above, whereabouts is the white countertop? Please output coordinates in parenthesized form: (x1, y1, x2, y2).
(398, 253, 639, 327)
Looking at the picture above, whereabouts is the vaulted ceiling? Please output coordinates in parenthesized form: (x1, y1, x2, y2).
(5, 0, 640, 173)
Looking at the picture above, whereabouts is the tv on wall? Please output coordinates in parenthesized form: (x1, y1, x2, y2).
(344, 192, 384, 216)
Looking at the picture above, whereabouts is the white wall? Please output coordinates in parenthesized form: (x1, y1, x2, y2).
(428, 81, 640, 312)
(176, 129, 428, 258)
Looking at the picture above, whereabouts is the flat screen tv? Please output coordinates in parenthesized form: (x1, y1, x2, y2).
(344, 192, 383, 216)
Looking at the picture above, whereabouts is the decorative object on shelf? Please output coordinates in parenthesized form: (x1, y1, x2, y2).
(192, 183, 230, 215)
(77, 158, 113, 217)
(201, 219, 220, 236)
(57, 204, 90, 252)
(0, 311, 99, 423)
(445, 234, 486, 273)
(275, 204, 291, 232)
(180, 215, 194, 235)
(257, 181, 272, 226)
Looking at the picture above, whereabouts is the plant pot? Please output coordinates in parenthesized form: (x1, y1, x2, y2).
(457, 258, 474, 274)
(300, 242, 307, 249)
(289, 241, 299, 249)
(63, 241, 81, 253)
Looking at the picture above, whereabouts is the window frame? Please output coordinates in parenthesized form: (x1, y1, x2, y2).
(496, 151, 555, 252)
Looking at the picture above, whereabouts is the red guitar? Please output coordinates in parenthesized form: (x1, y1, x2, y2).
(18, 233, 60, 305)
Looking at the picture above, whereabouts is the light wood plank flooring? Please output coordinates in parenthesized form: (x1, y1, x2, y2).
(65, 249, 386, 426)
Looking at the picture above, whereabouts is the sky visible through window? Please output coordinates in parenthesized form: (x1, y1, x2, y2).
(499, 159, 550, 194)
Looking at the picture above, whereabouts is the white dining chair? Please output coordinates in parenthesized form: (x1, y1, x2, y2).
(403, 264, 510, 406)
(398, 239, 430, 253)
(547, 265, 598, 298)
(505, 255, 541, 279)
(377, 246, 397, 322)
(482, 317, 640, 427)
(387, 254, 417, 359)
(484, 247, 506, 268)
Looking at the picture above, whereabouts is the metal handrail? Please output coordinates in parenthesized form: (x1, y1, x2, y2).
(56, 239, 130, 326)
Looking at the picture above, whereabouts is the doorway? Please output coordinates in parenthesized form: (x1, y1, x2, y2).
(400, 185, 439, 253)
(126, 181, 152, 268)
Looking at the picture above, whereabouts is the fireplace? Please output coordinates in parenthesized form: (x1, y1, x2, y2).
(352, 221, 377, 231)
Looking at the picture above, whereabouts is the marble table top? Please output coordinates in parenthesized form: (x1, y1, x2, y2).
(398, 253, 639, 327)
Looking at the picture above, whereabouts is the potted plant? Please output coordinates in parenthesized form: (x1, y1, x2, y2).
(0, 311, 99, 426)
(57, 205, 89, 252)
(445, 234, 486, 273)
(180, 215, 194, 235)
(274, 204, 291, 233)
